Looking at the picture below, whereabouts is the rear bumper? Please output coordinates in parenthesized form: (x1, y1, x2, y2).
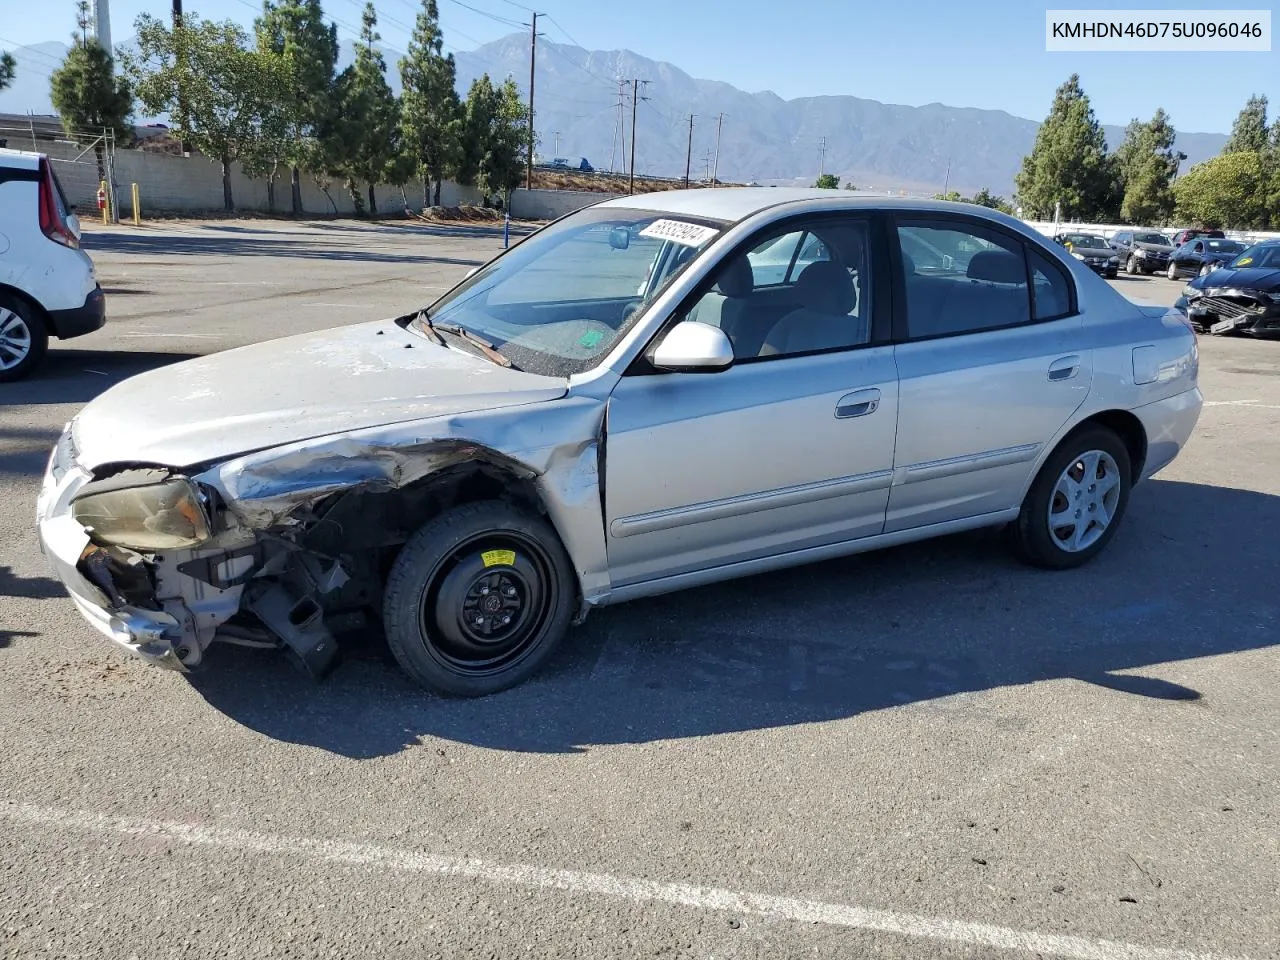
(1132, 387, 1203, 481)
(47, 285, 106, 340)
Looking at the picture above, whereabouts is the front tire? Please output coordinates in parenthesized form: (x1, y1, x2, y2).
(1125, 255, 1137, 275)
(382, 501, 576, 697)
(1167, 263, 1179, 280)
(1007, 427, 1132, 570)
(0, 294, 49, 383)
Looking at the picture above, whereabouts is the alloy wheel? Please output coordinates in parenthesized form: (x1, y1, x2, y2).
(0, 308, 32, 371)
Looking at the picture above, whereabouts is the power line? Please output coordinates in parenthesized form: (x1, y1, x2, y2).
(441, 0, 526, 29)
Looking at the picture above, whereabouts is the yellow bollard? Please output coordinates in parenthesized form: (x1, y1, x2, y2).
(131, 182, 140, 226)
(98, 180, 108, 224)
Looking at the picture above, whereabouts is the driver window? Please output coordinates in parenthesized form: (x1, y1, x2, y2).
(682, 217, 872, 361)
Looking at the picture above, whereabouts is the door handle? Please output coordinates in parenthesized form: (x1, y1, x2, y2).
(1048, 355, 1081, 381)
(835, 388, 880, 418)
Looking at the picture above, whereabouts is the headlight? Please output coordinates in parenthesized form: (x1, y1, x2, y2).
(1108, 256, 1119, 264)
(1135, 249, 1148, 257)
(1182, 284, 1196, 297)
(1071, 252, 1086, 261)
(71, 477, 211, 551)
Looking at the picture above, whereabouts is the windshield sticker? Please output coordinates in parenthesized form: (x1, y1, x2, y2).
(1236, 257, 1253, 266)
(577, 329, 604, 350)
(638, 219, 719, 247)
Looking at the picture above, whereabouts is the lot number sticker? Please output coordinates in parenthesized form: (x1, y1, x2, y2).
(638, 219, 719, 247)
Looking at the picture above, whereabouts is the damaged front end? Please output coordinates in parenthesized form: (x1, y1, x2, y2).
(37, 399, 607, 679)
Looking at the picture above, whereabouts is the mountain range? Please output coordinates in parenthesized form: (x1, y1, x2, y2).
(1, 34, 1229, 195)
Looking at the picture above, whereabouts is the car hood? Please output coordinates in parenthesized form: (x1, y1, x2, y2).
(71, 319, 568, 470)
(1134, 241, 1173, 253)
(1192, 266, 1280, 293)
(1075, 247, 1113, 258)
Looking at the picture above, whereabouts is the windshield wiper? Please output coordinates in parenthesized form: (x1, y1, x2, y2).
(412, 310, 447, 346)
(431, 320, 517, 369)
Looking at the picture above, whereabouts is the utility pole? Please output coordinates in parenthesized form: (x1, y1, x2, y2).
(627, 79, 648, 195)
(683, 114, 695, 188)
(552, 131, 561, 155)
(710, 113, 724, 187)
(818, 136, 827, 176)
(93, 0, 111, 63)
(522, 10, 537, 192)
(942, 159, 950, 196)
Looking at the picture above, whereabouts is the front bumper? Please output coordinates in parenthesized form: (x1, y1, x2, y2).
(1082, 259, 1118, 277)
(38, 511, 188, 671)
(47, 284, 107, 340)
(1185, 296, 1280, 337)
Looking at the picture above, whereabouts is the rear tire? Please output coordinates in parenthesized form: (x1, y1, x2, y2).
(1167, 263, 1178, 280)
(0, 294, 49, 383)
(382, 501, 576, 697)
(1007, 427, 1132, 570)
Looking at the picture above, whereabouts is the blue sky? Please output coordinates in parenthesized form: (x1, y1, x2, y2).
(3, 0, 1276, 133)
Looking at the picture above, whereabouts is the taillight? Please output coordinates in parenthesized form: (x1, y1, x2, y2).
(37, 158, 79, 249)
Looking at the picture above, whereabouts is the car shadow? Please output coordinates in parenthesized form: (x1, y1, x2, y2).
(0, 349, 202, 407)
(187, 478, 1279, 758)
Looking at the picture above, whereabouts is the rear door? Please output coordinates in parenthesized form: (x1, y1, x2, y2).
(885, 217, 1092, 532)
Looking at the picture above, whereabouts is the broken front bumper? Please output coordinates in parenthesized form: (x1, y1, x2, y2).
(37, 496, 189, 671)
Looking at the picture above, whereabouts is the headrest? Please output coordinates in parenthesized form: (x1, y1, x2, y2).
(794, 260, 855, 315)
(966, 250, 1024, 284)
(715, 256, 754, 298)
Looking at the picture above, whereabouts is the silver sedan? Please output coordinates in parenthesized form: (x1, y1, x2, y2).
(37, 190, 1202, 696)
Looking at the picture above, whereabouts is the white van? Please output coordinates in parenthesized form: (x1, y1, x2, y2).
(0, 148, 106, 381)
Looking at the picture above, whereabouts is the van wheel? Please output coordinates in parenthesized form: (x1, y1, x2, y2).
(382, 501, 576, 697)
(1007, 427, 1132, 570)
(0, 294, 49, 382)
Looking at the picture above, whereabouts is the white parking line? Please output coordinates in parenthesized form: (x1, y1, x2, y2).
(2, 802, 1249, 960)
(1203, 400, 1280, 410)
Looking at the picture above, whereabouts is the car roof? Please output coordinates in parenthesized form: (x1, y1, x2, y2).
(593, 187, 1020, 226)
(0, 147, 41, 170)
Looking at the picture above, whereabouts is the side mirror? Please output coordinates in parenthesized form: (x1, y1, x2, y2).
(609, 227, 631, 251)
(651, 321, 734, 373)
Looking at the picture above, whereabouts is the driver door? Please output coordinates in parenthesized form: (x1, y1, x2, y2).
(602, 213, 899, 588)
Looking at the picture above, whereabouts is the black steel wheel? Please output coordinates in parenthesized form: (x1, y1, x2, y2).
(382, 501, 576, 696)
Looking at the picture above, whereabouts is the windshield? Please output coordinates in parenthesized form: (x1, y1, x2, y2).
(1228, 243, 1280, 270)
(1134, 233, 1168, 245)
(1066, 235, 1108, 249)
(1207, 239, 1245, 254)
(417, 206, 725, 377)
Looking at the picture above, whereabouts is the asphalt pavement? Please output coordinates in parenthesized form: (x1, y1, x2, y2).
(0, 219, 1277, 960)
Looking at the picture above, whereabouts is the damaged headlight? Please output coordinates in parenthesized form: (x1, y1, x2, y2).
(72, 474, 211, 551)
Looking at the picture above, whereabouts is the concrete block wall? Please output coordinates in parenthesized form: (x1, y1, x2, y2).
(47, 143, 485, 218)
(509, 188, 621, 221)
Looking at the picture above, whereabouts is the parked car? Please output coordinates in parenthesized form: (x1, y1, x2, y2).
(0, 148, 106, 381)
(37, 190, 1202, 696)
(1108, 230, 1175, 275)
(1170, 228, 1226, 247)
(1174, 238, 1280, 336)
(1053, 232, 1119, 278)
(1166, 237, 1249, 279)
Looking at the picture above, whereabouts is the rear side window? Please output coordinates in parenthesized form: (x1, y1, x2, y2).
(1027, 248, 1073, 320)
(896, 222, 1031, 338)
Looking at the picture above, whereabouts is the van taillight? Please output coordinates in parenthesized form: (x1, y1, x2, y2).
(37, 158, 79, 249)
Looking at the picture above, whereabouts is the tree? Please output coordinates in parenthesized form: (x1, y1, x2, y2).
(1113, 108, 1177, 224)
(255, 0, 339, 214)
(1015, 74, 1117, 220)
(1174, 152, 1266, 229)
(1223, 95, 1269, 154)
(970, 186, 1015, 214)
(814, 173, 840, 189)
(332, 3, 398, 215)
(237, 53, 296, 213)
(50, 2, 134, 180)
(398, 0, 461, 208)
(0, 52, 15, 92)
(125, 14, 279, 211)
(455, 74, 496, 188)
(932, 189, 962, 201)
(480, 76, 529, 204)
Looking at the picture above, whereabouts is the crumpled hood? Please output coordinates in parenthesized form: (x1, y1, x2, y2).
(71, 319, 567, 470)
(1134, 241, 1173, 254)
(1197, 266, 1280, 291)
